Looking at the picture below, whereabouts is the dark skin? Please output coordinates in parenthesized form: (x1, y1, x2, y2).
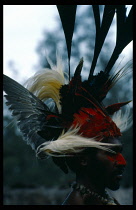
(62, 138, 126, 205)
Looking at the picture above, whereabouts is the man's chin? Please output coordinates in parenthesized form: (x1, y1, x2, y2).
(108, 185, 120, 191)
(107, 181, 120, 191)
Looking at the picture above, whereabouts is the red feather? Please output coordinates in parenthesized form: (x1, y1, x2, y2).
(72, 107, 121, 139)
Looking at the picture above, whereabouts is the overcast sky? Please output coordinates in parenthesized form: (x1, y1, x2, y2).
(4, 5, 133, 84)
(3, 5, 58, 82)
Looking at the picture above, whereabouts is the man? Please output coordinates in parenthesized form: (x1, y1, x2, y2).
(62, 138, 126, 205)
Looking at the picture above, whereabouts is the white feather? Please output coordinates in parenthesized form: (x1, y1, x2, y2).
(25, 54, 68, 113)
(36, 126, 120, 158)
(111, 105, 133, 133)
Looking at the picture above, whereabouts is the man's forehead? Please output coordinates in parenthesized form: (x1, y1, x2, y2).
(102, 137, 123, 152)
(103, 137, 122, 144)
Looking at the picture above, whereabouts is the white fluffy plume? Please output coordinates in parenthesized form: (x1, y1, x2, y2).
(36, 126, 120, 158)
(25, 54, 68, 113)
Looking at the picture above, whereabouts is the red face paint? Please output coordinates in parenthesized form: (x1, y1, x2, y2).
(107, 153, 126, 166)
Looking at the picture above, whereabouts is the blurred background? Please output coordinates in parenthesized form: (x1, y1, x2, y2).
(3, 5, 133, 205)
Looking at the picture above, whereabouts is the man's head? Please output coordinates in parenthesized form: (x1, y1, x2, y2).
(64, 137, 126, 191)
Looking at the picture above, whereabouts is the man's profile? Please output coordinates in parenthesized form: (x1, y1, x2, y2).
(61, 138, 126, 205)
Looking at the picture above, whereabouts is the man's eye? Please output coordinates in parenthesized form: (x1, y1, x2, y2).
(106, 151, 117, 156)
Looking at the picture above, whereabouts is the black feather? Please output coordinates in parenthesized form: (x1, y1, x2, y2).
(57, 5, 77, 80)
(104, 6, 133, 74)
(3, 75, 62, 150)
(88, 5, 116, 81)
(52, 157, 69, 174)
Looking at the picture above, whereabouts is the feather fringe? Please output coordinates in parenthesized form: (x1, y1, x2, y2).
(36, 126, 120, 158)
(25, 54, 68, 113)
(111, 104, 133, 133)
(108, 60, 132, 89)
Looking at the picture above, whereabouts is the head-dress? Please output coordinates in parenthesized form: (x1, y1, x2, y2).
(3, 6, 133, 173)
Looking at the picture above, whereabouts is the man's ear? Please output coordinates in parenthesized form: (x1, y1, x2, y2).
(80, 155, 89, 166)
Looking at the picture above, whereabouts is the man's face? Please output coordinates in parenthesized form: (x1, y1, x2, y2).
(86, 138, 126, 191)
